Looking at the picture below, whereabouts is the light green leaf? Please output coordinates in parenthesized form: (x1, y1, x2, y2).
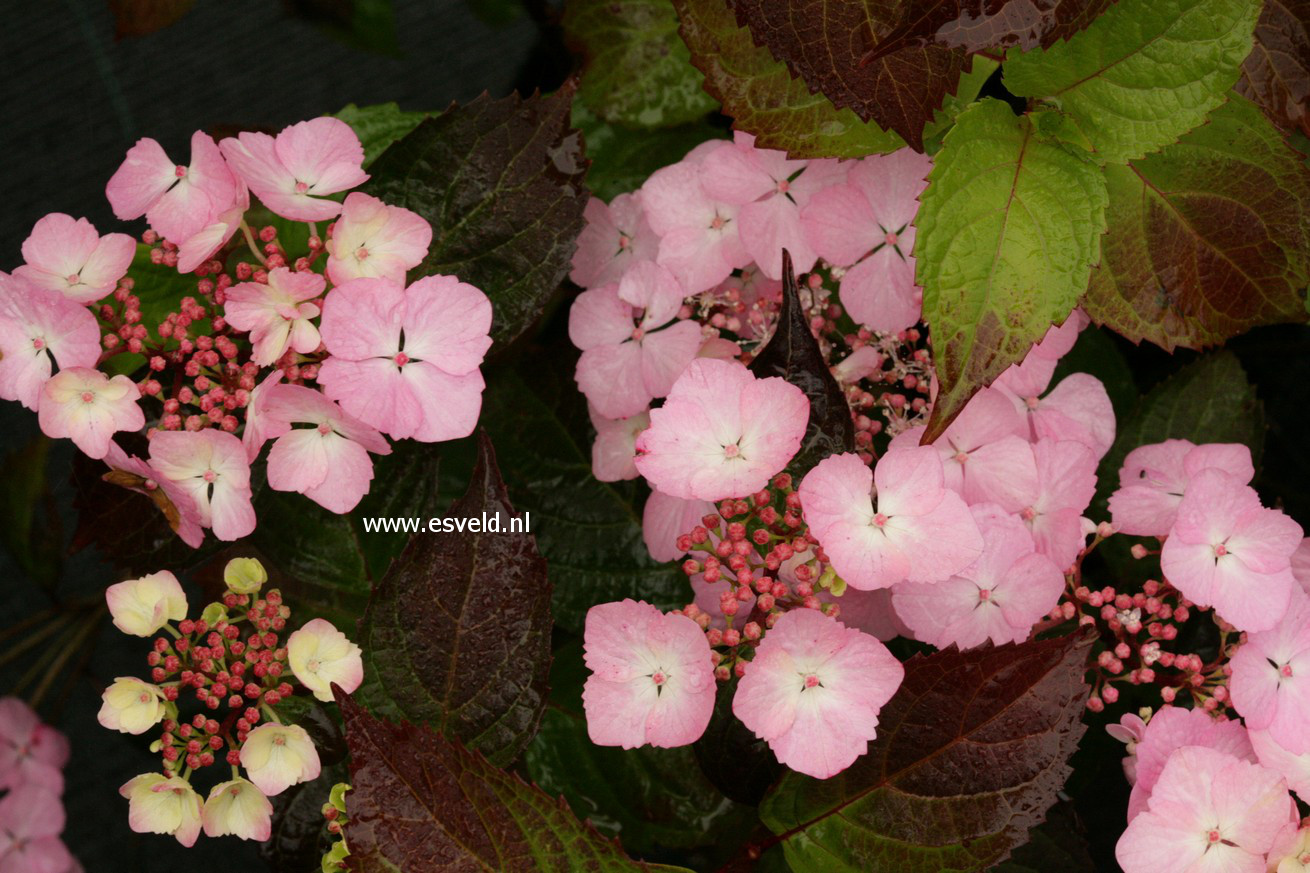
(565, 0, 718, 128)
(1003, 0, 1261, 164)
(916, 98, 1108, 441)
(572, 103, 725, 201)
(334, 103, 430, 167)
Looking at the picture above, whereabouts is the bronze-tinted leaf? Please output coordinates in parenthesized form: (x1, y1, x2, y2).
(724, 0, 970, 150)
(352, 432, 552, 767)
(1237, 0, 1310, 135)
(864, 0, 1115, 60)
(759, 631, 1092, 871)
(336, 691, 685, 872)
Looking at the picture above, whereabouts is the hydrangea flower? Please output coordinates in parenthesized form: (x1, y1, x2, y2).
(260, 384, 392, 514)
(893, 504, 1064, 649)
(698, 132, 844, 279)
(1013, 438, 1098, 571)
(1249, 727, 1310, 801)
(1116, 746, 1292, 873)
(120, 773, 204, 847)
(174, 188, 250, 274)
(1109, 440, 1255, 537)
(634, 358, 808, 502)
(201, 779, 273, 842)
(318, 274, 492, 442)
(286, 618, 364, 703)
(0, 698, 69, 794)
(0, 783, 74, 873)
(149, 429, 256, 542)
(1106, 711, 1147, 784)
(570, 261, 702, 420)
(105, 571, 188, 638)
(570, 192, 659, 289)
(37, 367, 144, 459)
(15, 213, 135, 303)
(582, 599, 716, 748)
(97, 677, 167, 735)
(732, 608, 904, 779)
(799, 449, 982, 590)
(1267, 824, 1310, 873)
(222, 267, 326, 366)
(219, 118, 367, 221)
(325, 191, 432, 285)
(0, 272, 100, 410)
(1230, 591, 1310, 754)
(239, 723, 321, 797)
(106, 131, 241, 243)
(801, 148, 932, 333)
(102, 442, 206, 548)
(589, 404, 649, 483)
(1160, 468, 1301, 632)
(640, 141, 750, 294)
(1124, 705, 1255, 820)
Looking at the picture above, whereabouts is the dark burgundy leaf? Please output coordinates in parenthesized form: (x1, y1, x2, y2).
(725, 0, 970, 150)
(336, 691, 671, 872)
(1237, 0, 1310, 135)
(748, 249, 855, 476)
(758, 631, 1093, 870)
(352, 431, 552, 767)
(863, 0, 1115, 62)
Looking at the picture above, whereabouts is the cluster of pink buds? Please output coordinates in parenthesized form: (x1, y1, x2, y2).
(97, 558, 364, 847)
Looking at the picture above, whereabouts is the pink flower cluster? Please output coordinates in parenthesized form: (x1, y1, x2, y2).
(0, 117, 492, 546)
(98, 558, 362, 846)
(0, 697, 77, 872)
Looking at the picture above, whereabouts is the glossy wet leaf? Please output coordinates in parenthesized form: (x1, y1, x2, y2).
(573, 103, 725, 201)
(759, 631, 1092, 871)
(334, 102, 431, 167)
(916, 98, 1107, 441)
(1083, 95, 1310, 350)
(353, 432, 551, 767)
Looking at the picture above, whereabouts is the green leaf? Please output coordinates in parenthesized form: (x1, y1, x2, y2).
(1096, 351, 1265, 513)
(353, 433, 552, 767)
(361, 89, 589, 348)
(748, 250, 855, 475)
(1003, 0, 1262, 164)
(572, 103, 725, 201)
(291, 0, 399, 56)
(674, 0, 906, 157)
(438, 364, 689, 634)
(1083, 94, 1310, 350)
(916, 98, 1108, 441)
(466, 0, 524, 27)
(759, 631, 1092, 872)
(523, 641, 753, 857)
(336, 692, 689, 872)
(565, 0, 718, 128)
(334, 103, 431, 167)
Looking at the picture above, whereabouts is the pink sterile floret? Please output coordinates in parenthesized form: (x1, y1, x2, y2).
(102, 441, 206, 548)
(570, 192, 659, 290)
(149, 429, 256, 542)
(223, 267, 326, 366)
(640, 141, 750, 295)
(893, 503, 1063, 650)
(318, 274, 492, 443)
(800, 147, 932, 334)
(1249, 726, 1310, 803)
(0, 698, 69, 794)
(642, 490, 715, 563)
(732, 608, 904, 779)
(219, 117, 367, 222)
(589, 404, 649, 483)
(16, 213, 135, 304)
(1116, 746, 1293, 873)
(992, 308, 1090, 396)
(996, 372, 1116, 460)
(174, 188, 251, 275)
(37, 367, 144, 460)
(1106, 712, 1148, 784)
(0, 782, 73, 873)
(0, 272, 100, 411)
(699, 132, 846, 280)
(325, 192, 432, 285)
(582, 599, 716, 749)
(260, 384, 392, 514)
(889, 387, 1036, 512)
(1012, 438, 1098, 571)
(798, 449, 982, 591)
(570, 260, 701, 420)
(1161, 468, 1302, 632)
(106, 131, 239, 243)
(1109, 440, 1255, 537)
(1230, 590, 1310, 755)
(1124, 705, 1256, 821)
(634, 358, 808, 502)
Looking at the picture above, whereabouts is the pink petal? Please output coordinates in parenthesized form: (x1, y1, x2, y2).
(1030, 373, 1116, 458)
(318, 277, 405, 359)
(568, 284, 635, 351)
(800, 182, 878, 267)
(273, 117, 367, 195)
(303, 433, 377, 514)
(642, 489, 710, 562)
(105, 137, 176, 220)
(318, 357, 422, 439)
(577, 341, 649, 421)
(401, 275, 493, 375)
(838, 247, 920, 333)
(639, 320, 702, 399)
(402, 362, 485, 443)
(738, 195, 816, 279)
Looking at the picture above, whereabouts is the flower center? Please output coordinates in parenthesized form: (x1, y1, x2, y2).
(1282, 663, 1294, 678)
(31, 337, 45, 350)
(1207, 829, 1220, 844)
(355, 246, 369, 260)
(953, 451, 969, 464)
(631, 326, 645, 341)
(317, 422, 332, 435)
(617, 234, 630, 250)
(66, 273, 81, 285)
(294, 180, 309, 194)
(872, 513, 888, 527)
(1020, 506, 1037, 522)
(1024, 396, 1040, 410)
(1214, 543, 1228, 557)
(203, 470, 217, 483)
(803, 673, 820, 689)
(307, 658, 322, 673)
(80, 391, 95, 403)
(777, 179, 791, 194)
(273, 734, 286, 746)
(979, 588, 992, 602)
(723, 443, 741, 459)
(710, 215, 726, 231)
(174, 165, 188, 178)
(139, 692, 151, 703)
(651, 670, 666, 686)
(394, 352, 410, 367)
(884, 231, 898, 246)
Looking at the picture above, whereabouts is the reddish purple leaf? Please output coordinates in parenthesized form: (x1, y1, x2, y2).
(1237, 0, 1310, 136)
(863, 0, 1115, 62)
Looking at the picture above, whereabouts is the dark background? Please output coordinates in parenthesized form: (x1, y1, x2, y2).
(2, 3, 1308, 871)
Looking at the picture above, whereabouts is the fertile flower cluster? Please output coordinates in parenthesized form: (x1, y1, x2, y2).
(0, 117, 492, 546)
(99, 558, 363, 846)
(0, 698, 76, 872)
